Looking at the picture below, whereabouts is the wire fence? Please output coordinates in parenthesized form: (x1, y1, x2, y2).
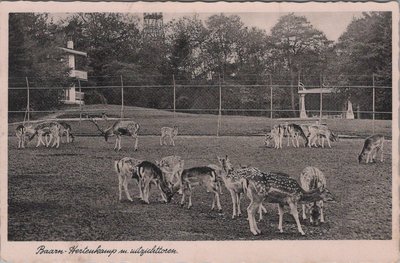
(8, 74, 392, 136)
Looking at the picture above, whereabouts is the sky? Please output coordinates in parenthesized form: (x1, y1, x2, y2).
(163, 12, 364, 42)
(51, 12, 364, 42)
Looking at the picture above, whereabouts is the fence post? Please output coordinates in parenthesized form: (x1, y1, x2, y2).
(372, 73, 375, 133)
(270, 74, 273, 119)
(217, 75, 222, 137)
(173, 74, 176, 118)
(319, 74, 323, 123)
(120, 75, 124, 119)
(25, 77, 30, 125)
(78, 79, 82, 123)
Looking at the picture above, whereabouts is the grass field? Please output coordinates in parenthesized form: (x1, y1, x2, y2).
(8, 104, 392, 137)
(8, 135, 392, 241)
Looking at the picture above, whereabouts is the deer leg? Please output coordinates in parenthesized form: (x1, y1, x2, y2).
(172, 136, 175, 146)
(380, 143, 384, 162)
(160, 135, 163, 146)
(302, 204, 307, 220)
(237, 192, 242, 217)
(214, 190, 222, 212)
(319, 201, 325, 223)
(118, 175, 123, 201)
(123, 177, 133, 201)
(289, 202, 305, 235)
(247, 198, 262, 235)
(229, 190, 237, 218)
(278, 204, 284, 233)
(133, 135, 138, 151)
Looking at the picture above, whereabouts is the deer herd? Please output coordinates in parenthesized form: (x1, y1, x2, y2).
(14, 117, 386, 236)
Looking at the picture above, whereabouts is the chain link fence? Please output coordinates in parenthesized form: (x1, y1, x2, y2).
(8, 74, 392, 137)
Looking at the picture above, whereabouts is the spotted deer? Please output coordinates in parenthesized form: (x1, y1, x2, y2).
(160, 126, 178, 146)
(114, 157, 143, 201)
(89, 118, 140, 151)
(265, 124, 285, 149)
(300, 167, 330, 225)
(215, 156, 267, 220)
(358, 134, 385, 164)
(241, 169, 335, 236)
(179, 166, 222, 212)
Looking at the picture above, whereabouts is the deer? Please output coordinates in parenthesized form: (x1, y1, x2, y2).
(15, 124, 36, 149)
(215, 156, 267, 220)
(286, 123, 309, 148)
(28, 122, 62, 148)
(265, 124, 285, 149)
(134, 161, 175, 204)
(114, 157, 144, 201)
(58, 121, 74, 143)
(300, 166, 329, 225)
(358, 134, 385, 164)
(89, 118, 140, 151)
(238, 168, 335, 236)
(160, 126, 178, 146)
(156, 155, 184, 194)
(179, 166, 222, 212)
(307, 125, 338, 148)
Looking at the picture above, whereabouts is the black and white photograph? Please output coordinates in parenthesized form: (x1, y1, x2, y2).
(0, 2, 398, 262)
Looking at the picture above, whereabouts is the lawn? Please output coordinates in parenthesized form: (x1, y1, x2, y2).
(8, 104, 392, 137)
(8, 135, 392, 241)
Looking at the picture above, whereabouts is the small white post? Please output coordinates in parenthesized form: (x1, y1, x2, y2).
(25, 77, 30, 125)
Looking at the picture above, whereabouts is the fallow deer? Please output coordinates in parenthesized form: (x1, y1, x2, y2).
(15, 124, 36, 149)
(134, 161, 175, 204)
(358, 134, 385, 164)
(180, 166, 222, 212)
(156, 155, 184, 194)
(240, 169, 335, 236)
(89, 118, 140, 151)
(286, 123, 309, 148)
(58, 121, 74, 143)
(215, 156, 267, 220)
(30, 122, 62, 148)
(114, 157, 144, 201)
(307, 125, 338, 148)
(300, 166, 329, 225)
(160, 126, 178, 146)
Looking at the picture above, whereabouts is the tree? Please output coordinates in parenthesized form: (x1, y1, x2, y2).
(268, 13, 333, 116)
(9, 13, 70, 114)
(333, 12, 392, 118)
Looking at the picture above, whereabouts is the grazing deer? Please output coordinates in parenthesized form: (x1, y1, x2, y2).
(215, 156, 267, 220)
(286, 123, 309, 147)
(114, 157, 143, 201)
(300, 167, 329, 225)
(307, 125, 338, 148)
(180, 166, 222, 212)
(30, 122, 62, 148)
(134, 161, 175, 204)
(58, 121, 74, 143)
(160, 126, 178, 146)
(240, 169, 335, 236)
(156, 155, 184, 193)
(89, 118, 140, 151)
(358, 135, 385, 164)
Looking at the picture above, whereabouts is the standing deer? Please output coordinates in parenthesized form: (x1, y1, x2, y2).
(58, 121, 74, 143)
(89, 118, 140, 151)
(215, 156, 267, 220)
(114, 157, 143, 201)
(358, 134, 385, 164)
(160, 126, 178, 146)
(240, 169, 335, 236)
